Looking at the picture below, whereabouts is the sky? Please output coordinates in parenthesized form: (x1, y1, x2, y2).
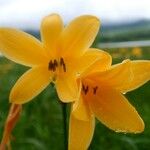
(0, 0, 150, 29)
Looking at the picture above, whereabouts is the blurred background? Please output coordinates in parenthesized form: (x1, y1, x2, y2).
(0, 0, 150, 149)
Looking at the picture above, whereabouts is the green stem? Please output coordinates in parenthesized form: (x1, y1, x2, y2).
(61, 103, 68, 150)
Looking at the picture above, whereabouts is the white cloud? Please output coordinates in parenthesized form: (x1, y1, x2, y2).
(0, 0, 150, 29)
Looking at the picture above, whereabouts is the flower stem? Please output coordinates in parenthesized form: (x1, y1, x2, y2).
(61, 102, 68, 150)
(0, 104, 22, 150)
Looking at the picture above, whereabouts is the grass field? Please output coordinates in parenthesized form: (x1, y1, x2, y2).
(0, 46, 150, 150)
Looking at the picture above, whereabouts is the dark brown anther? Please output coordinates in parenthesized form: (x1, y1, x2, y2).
(60, 57, 66, 72)
(62, 63, 66, 72)
(93, 86, 98, 95)
(53, 59, 58, 71)
(60, 57, 64, 65)
(54, 59, 58, 67)
(48, 58, 66, 72)
(48, 60, 53, 70)
(82, 84, 89, 95)
(48, 60, 58, 72)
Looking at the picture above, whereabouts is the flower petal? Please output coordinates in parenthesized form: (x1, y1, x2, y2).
(56, 74, 79, 102)
(59, 15, 100, 57)
(88, 60, 132, 90)
(68, 111, 95, 150)
(41, 14, 63, 57)
(121, 60, 150, 93)
(72, 96, 91, 121)
(78, 48, 112, 76)
(0, 28, 47, 66)
(88, 86, 144, 133)
(10, 67, 52, 104)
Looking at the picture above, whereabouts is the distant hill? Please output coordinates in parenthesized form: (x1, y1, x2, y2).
(25, 30, 40, 39)
(102, 19, 150, 30)
(25, 19, 150, 44)
(98, 19, 150, 42)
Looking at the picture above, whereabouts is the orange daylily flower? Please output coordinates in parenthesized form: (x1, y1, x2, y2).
(0, 14, 106, 104)
(69, 59, 150, 150)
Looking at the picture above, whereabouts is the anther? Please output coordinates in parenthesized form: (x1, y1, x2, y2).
(54, 59, 58, 68)
(53, 59, 58, 71)
(48, 60, 58, 72)
(48, 60, 53, 70)
(82, 84, 89, 95)
(93, 86, 98, 95)
(60, 57, 66, 72)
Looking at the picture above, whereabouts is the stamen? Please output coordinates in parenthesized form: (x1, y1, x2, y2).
(60, 57, 66, 72)
(48, 60, 53, 71)
(82, 84, 89, 95)
(93, 86, 98, 95)
(54, 59, 58, 67)
(48, 58, 66, 72)
(53, 59, 58, 70)
(62, 63, 66, 72)
(48, 60, 58, 71)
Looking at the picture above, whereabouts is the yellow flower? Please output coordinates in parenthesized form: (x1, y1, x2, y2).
(69, 59, 150, 150)
(0, 14, 104, 104)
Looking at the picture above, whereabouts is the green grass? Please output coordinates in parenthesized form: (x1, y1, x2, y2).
(0, 47, 150, 150)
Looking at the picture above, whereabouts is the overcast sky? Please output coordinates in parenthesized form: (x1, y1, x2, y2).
(0, 0, 150, 29)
